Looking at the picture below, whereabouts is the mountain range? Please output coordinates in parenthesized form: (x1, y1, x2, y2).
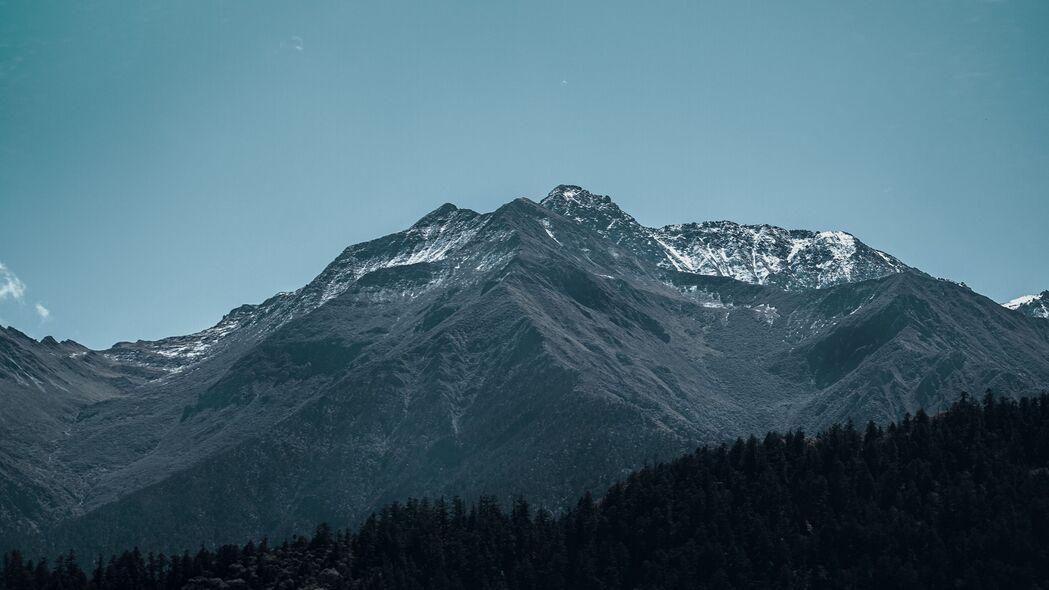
(2, 185, 1048, 558)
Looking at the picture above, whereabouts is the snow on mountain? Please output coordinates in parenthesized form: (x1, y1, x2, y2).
(105, 184, 912, 373)
(1005, 295, 1040, 309)
(1003, 291, 1049, 319)
(540, 185, 909, 290)
(104, 204, 493, 372)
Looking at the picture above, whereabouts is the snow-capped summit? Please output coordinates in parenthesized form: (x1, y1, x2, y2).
(105, 202, 491, 373)
(541, 185, 640, 227)
(540, 184, 910, 290)
(650, 221, 908, 290)
(540, 185, 653, 256)
(105, 184, 915, 375)
(1003, 291, 1049, 319)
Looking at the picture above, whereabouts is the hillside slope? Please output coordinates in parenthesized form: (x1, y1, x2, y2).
(10, 394, 1049, 589)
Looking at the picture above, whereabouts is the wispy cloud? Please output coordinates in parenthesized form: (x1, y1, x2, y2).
(0, 261, 26, 301)
(278, 35, 304, 53)
(0, 262, 52, 323)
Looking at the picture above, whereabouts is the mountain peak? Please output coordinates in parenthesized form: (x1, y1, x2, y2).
(1003, 291, 1049, 319)
(537, 186, 908, 290)
(540, 184, 639, 226)
(411, 202, 463, 229)
(546, 184, 590, 199)
(542, 185, 613, 208)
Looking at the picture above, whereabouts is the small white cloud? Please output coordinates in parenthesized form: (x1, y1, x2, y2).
(35, 303, 50, 320)
(0, 262, 26, 301)
(279, 36, 304, 52)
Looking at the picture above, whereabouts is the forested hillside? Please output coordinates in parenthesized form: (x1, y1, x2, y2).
(4, 393, 1049, 589)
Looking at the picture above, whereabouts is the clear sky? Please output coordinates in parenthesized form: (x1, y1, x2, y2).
(1, 0, 1047, 349)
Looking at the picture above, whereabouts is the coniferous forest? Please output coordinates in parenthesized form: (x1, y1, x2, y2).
(4, 393, 1049, 590)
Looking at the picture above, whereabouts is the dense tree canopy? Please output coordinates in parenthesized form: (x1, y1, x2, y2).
(4, 393, 1049, 589)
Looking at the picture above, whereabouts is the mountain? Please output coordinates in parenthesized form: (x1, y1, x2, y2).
(3, 185, 1049, 558)
(0, 327, 161, 549)
(540, 185, 911, 289)
(1004, 291, 1049, 319)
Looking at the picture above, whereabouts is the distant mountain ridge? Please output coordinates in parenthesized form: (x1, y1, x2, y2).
(1004, 291, 1049, 319)
(99, 185, 911, 377)
(2, 184, 1049, 559)
(540, 185, 911, 290)
(101, 202, 494, 374)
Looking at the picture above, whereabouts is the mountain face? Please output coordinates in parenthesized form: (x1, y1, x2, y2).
(20, 395, 1049, 590)
(1004, 291, 1049, 319)
(0, 327, 161, 549)
(3, 185, 1049, 558)
(541, 185, 911, 289)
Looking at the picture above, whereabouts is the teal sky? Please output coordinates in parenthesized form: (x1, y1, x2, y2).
(1, 0, 1047, 349)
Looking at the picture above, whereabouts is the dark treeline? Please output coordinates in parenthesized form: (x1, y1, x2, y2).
(4, 393, 1049, 589)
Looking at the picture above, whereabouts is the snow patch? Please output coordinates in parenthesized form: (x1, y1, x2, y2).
(1004, 294, 1041, 310)
(539, 219, 562, 245)
(751, 303, 780, 326)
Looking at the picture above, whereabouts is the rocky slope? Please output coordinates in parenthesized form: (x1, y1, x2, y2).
(0, 327, 161, 550)
(3, 185, 1049, 558)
